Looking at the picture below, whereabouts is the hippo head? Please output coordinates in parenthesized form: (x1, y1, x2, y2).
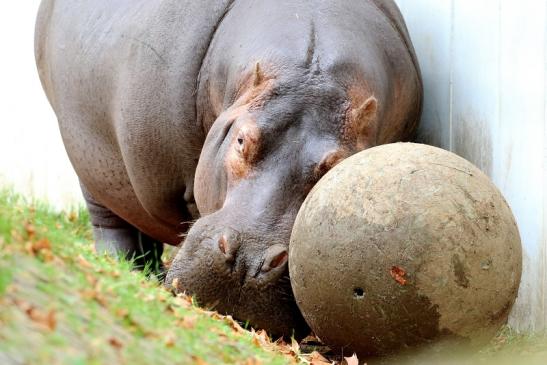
(166, 65, 379, 338)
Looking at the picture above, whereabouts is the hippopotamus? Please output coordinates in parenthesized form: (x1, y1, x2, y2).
(36, 0, 422, 337)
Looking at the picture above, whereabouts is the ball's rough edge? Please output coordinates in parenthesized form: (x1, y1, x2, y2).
(289, 142, 523, 356)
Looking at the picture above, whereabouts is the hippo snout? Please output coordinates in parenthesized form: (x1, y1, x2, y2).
(165, 221, 309, 338)
(175, 226, 290, 284)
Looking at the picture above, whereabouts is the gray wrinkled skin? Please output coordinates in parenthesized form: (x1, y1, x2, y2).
(36, 0, 422, 338)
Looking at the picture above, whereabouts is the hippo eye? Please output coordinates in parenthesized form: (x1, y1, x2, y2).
(235, 131, 246, 154)
(232, 127, 259, 164)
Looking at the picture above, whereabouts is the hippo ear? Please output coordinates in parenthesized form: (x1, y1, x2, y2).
(349, 96, 378, 149)
(253, 62, 263, 87)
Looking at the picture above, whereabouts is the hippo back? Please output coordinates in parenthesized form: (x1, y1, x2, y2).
(35, 0, 234, 244)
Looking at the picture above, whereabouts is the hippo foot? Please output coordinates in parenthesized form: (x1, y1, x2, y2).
(81, 183, 164, 277)
(92, 226, 165, 277)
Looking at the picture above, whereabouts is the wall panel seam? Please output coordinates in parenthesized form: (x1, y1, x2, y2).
(448, 0, 455, 151)
(542, 0, 547, 331)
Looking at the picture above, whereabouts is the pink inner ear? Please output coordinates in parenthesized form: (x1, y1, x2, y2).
(351, 96, 379, 149)
(270, 250, 288, 269)
(315, 150, 346, 179)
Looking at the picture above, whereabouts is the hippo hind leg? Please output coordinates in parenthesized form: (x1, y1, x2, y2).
(80, 184, 164, 278)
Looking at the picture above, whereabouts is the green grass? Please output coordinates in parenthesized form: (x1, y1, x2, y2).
(0, 189, 296, 365)
(1, 188, 547, 365)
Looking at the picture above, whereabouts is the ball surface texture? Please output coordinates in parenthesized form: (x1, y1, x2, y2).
(289, 143, 522, 357)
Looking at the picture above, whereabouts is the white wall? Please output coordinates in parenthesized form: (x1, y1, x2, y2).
(0, 2, 82, 210)
(1, 1, 545, 331)
(395, 0, 547, 331)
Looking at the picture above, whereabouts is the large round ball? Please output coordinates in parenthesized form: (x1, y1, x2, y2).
(289, 143, 522, 357)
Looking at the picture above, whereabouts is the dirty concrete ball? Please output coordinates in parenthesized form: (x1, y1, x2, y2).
(289, 143, 522, 357)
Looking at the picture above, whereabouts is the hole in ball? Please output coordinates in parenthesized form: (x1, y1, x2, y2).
(353, 287, 365, 299)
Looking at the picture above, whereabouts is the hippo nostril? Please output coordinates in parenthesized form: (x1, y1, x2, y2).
(261, 245, 289, 273)
(269, 251, 288, 270)
(217, 234, 236, 263)
(218, 235, 228, 255)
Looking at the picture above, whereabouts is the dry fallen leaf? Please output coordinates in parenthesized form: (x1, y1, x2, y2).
(172, 294, 192, 309)
(108, 337, 123, 349)
(45, 309, 57, 331)
(81, 288, 108, 307)
(34, 238, 51, 251)
(257, 329, 271, 344)
(24, 306, 57, 331)
(290, 337, 300, 355)
(210, 327, 229, 341)
(251, 329, 272, 348)
(165, 333, 176, 347)
(191, 356, 209, 365)
(142, 294, 156, 302)
(115, 308, 129, 318)
(390, 265, 407, 285)
(224, 315, 246, 334)
(77, 254, 93, 269)
(275, 338, 308, 362)
(344, 353, 359, 365)
(209, 311, 223, 320)
(307, 351, 331, 365)
(177, 315, 197, 329)
(26, 238, 52, 256)
(275, 340, 292, 356)
(67, 211, 78, 222)
(24, 222, 36, 238)
(85, 273, 98, 286)
(244, 357, 262, 365)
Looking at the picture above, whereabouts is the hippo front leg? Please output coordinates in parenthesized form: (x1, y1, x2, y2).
(93, 225, 164, 276)
(81, 184, 164, 277)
